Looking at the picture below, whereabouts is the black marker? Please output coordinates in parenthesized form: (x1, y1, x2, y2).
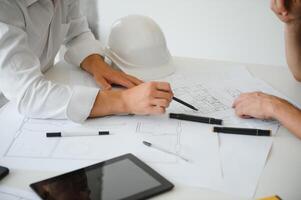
(47, 131, 110, 138)
(169, 113, 223, 125)
(213, 127, 271, 136)
(172, 97, 198, 111)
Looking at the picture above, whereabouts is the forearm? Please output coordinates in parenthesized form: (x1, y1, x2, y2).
(285, 22, 301, 81)
(81, 54, 105, 76)
(272, 99, 301, 138)
(89, 90, 128, 117)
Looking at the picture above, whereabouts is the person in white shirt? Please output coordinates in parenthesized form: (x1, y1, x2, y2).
(0, 0, 173, 123)
(233, 0, 301, 139)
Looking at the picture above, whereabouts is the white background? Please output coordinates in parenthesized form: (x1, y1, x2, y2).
(97, 0, 286, 67)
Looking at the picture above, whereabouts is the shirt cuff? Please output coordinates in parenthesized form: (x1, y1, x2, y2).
(64, 32, 104, 67)
(66, 85, 99, 123)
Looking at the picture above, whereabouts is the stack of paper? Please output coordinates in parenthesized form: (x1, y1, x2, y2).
(0, 63, 291, 199)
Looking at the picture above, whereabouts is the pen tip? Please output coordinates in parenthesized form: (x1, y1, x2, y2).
(143, 141, 151, 147)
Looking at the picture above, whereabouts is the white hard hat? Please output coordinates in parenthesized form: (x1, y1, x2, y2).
(105, 15, 175, 80)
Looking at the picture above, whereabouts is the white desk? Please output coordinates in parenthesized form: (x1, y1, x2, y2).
(1, 57, 301, 200)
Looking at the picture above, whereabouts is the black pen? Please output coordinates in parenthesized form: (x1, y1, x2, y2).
(143, 141, 189, 162)
(172, 97, 198, 111)
(46, 131, 110, 138)
(213, 127, 271, 136)
(169, 113, 223, 125)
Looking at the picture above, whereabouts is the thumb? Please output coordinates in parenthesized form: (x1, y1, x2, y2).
(95, 76, 112, 90)
(276, 0, 288, 15)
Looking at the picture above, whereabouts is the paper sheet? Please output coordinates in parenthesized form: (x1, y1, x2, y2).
(0, 107, 222, 192)
(159, 67, 280, 198)
(0, 64, 283, 199)
(163, 74, 281, 135)
(0, 186, 39, 200)
(217, 134, 273, 198)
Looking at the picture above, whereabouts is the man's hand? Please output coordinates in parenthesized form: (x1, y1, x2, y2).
(233, 91, 301, 139)
(122, 82, 173, 115)
(271, 0, 301, 23)
(81, 54, 143, 90)
(90, 82, 173, 117)
(232, 92, 288, 119)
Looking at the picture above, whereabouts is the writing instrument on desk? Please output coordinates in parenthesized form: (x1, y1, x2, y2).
(169, 113, 223, 125)
(172, 97, 198, 111)
(46, 131, 110, 138)
(142, 141, 189, 162)
(258, 195, 282, 200)
(213, 127, 271, 136)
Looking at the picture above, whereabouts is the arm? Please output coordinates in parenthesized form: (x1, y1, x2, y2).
(0, 1, 99, 122)
(271, 0, 301, 81)
(233, 92, 301, 139)
(63, 0, 143, 90)
(273, 98, 301, 138)
(62, 0, 173, 117)
(285, 23, 301, 81)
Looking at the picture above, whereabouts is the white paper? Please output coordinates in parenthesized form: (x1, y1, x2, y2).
(216, 134, 273, 198)
(0, 186, 39, 200)
(163, 73, 281, 135)
(0, 106, 222, 192)
(0, 64, 282, 199)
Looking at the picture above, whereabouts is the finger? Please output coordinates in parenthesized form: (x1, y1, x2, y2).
(232, 93, 250, 108)
(271, 0, 278, 12)
(110, 74, 136, 88)
(149, 106, 166, 115)
(124, 74, 144, 85)
(153, 90, 173, 101)
(235, 105, 246, 118)
(150, 99, 170, 108)
(155, 82, 172, 92)
(95, 76, 112, 90)
(241, 115, 253, 119)
(277, 0, 288, 14)
(236, 100, 258, 118)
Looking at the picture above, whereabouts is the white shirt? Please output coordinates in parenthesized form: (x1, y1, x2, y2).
(0, 0, 103, 123)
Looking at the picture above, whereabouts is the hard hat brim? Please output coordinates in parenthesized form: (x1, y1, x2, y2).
(105, 50, 176, 81)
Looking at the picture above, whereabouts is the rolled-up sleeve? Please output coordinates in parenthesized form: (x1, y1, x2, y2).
(0, 1, 99, 123)
(64, 0, 104, 67)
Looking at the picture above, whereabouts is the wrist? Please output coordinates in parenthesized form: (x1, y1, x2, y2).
(121, 90, 131, 114)
(269, 97, 292, 119)
(81, 54, 105, 76)
(285, 20, 301, 32)
(90, 90, 128, 117)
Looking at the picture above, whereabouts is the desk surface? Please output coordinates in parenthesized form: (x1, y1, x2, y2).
(1, 57, 301, 200)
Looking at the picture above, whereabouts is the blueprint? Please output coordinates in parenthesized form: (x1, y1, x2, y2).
(0, 64, 288, 198)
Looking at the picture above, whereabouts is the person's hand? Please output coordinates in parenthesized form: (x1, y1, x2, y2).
(81, 54, 143, 90)
(90, 82, 173, 117)
(232, 91, 288, 119)
(271, 0, 301, 23)
(122, 82, 173, 115)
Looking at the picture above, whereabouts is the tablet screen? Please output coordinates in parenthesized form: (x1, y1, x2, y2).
(30, 154, 174, 200)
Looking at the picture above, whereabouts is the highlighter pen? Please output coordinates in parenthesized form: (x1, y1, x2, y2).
(46, 131, 110, 138)
(143, 141, 189, 162)
(169, 113, 222, 125)
(258, 195, 282, 200)
(213, 127, 271, 136)
(172, 97, 198, 111)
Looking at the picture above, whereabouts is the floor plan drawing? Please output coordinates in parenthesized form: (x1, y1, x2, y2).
(135, 117, 183, 163)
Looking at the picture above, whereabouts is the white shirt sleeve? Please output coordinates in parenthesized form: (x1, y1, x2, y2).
(64, 0, 105, 66)
(0, 1, 99, 123)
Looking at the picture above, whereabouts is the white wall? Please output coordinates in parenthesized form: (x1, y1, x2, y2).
(97, 0, 286, 66)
